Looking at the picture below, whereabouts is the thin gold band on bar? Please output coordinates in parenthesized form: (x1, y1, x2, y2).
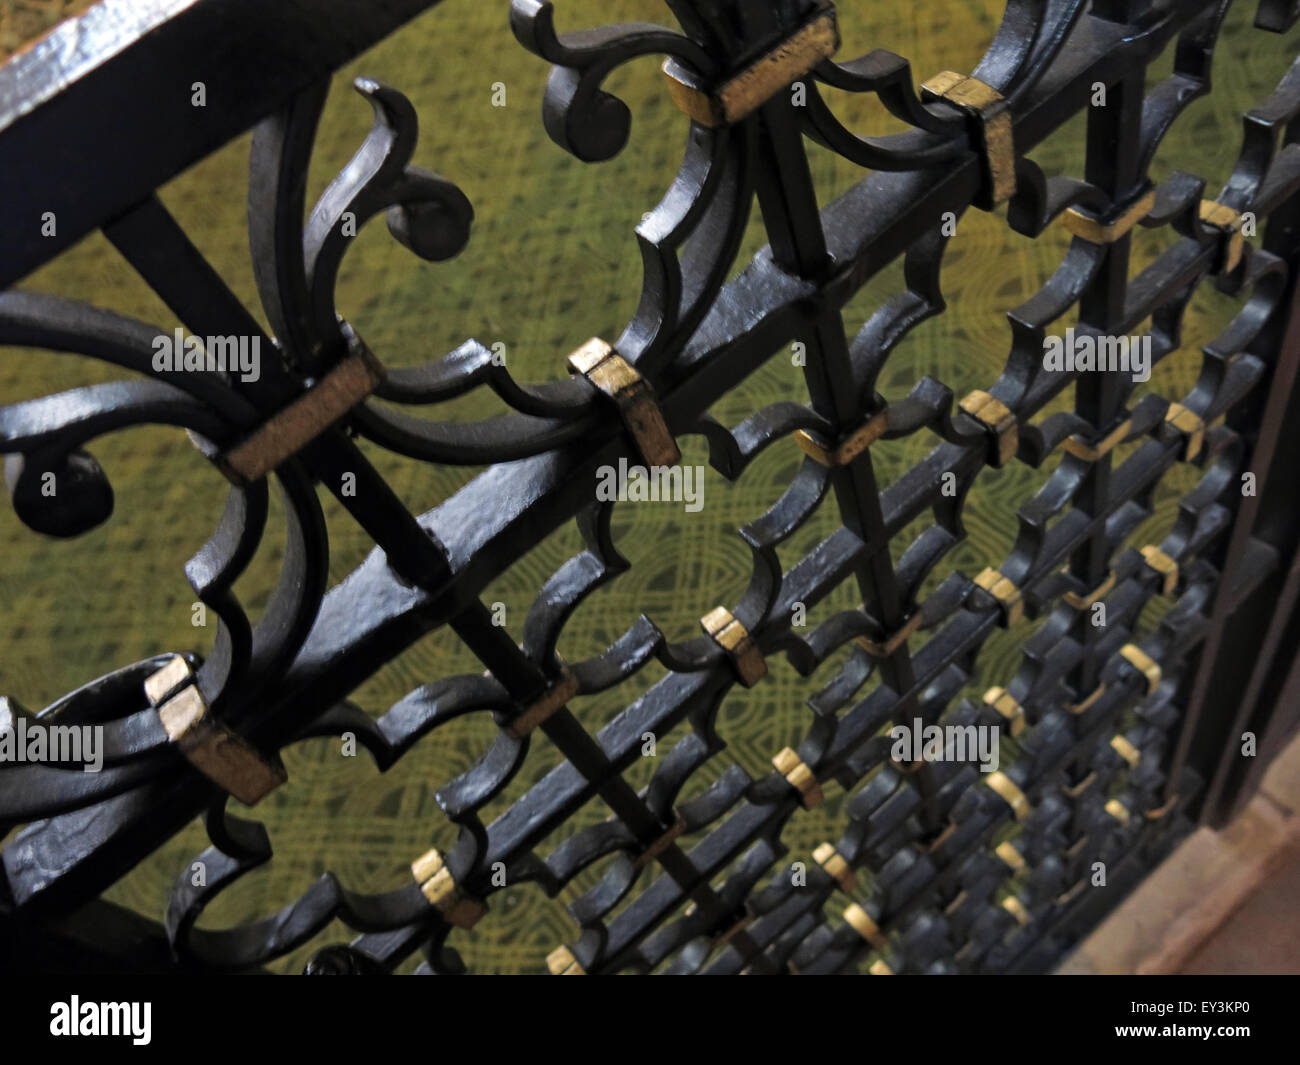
(920, 71, 1016, 206)
(146, 655, 287, 806)
(701, 606, 767, 687)
(217, 345, 385, 485)
(794, 408, 889, 466)
(662, 3, 840, 127)
(411, 848, 488, 929)
(1061, 187, 1156, 244)
(568, 338, 681, 468)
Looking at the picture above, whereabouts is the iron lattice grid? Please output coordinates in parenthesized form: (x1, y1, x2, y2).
(1, 0, 1299, 974)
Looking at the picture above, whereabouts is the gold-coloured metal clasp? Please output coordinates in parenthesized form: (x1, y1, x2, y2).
(504, 669, 579, 739)
(1140, 545, 1179, 596)
(996, 841, 1026, 874)
(1164, 402, 1204, 461)
(843, 903, 888, 950)
(662, 3, 840, 126)
(1061, 188, 1156, 244)
(547, 945, 586, 975)
(985, 771, 1031, 820)
(568, 338, 680, 468)
(773, 746, 823, 809)
(813, 842, 857, 892)
(973, 567, 1024, 625)
(1065, 683, 1106, 715)
(411, 848, 488, 929)
(701, 606, 767, 687)
(1119, 643, 1161, 694)
(146, 655, 286, 806)
(1060, 417, 1132, 462)
(632, 809, 687, 870)
(1105, 798, 1131, 825)
(1063, 568, 1116, 610)
(959, 389, 1019, 467)
(217, 344, 385, 485)
(855, 611, 922, 658)
(794, 408, 889, 466)
(920, 72, 1015, 206)
(1110, 735, 1141, 769)
(983, 686, 1026, 737)
(1198, 200, 1245, 273)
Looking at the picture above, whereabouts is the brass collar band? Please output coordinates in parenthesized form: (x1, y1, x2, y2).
(973, 566, 1024, 625)
(1140, 544, 1179, 596)
(1105, 798, 1131, 825)
(985, 771, 1031, 820)
(1062, 770, 1096, 798)
(1061, 416, 1132, 462)
(547, 945, 586, 975)
(1066, 683, 1106, 715)
(1119, 643, 1161, 695)
(813, 842, 857, 892)
(701, 606, 768, 687)
(843, 903, 888, 950)
(794, 408, 889, 466)
(983, 686, 1026, 737)
(1063, 568, 1116, 610)
(855, 610, 922, 658)
(568, 338, 680, 468)
(959, 389, 1019, 467)
(146, 656, 287, 807)
(1110, 734, 1141, 769)
(504, 669, 579, 739)
(1164, 402, 1205, 461)
(411, 848, 488, 929)
(631, 809, 687, 870)
(1198, 200, 1245, 273)
(217, 344, 385, 485)
(662, 3, 840, 127)
(1001, 896, 1030, 926)
(920, 71, 1016, 207)
(1145, 793, 1180, 821)
(1061, 187, 1156, 244)
(996, 841, 1026, 873)
(773, 746, 823, 809)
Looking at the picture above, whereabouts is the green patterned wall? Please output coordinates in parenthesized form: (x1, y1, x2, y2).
(0, 1, 1295, 972)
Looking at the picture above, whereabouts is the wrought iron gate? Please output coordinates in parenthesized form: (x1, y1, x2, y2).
(3, 0, 1300, 975)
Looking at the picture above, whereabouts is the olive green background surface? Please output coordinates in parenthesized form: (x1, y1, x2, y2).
(1, 0, 1295, 972)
